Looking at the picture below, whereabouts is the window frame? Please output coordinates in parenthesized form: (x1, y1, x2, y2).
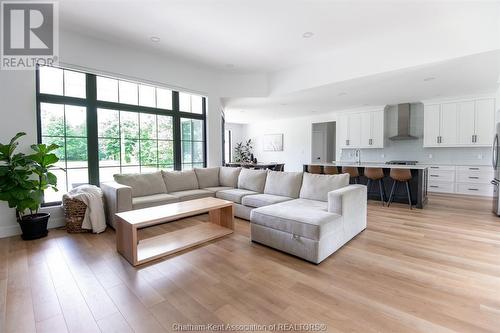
(36, 65, 207, 206)
(225, 129, 232, 164)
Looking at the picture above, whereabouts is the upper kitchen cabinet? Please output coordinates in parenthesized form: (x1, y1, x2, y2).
(360, 110, 384, 148)
(424, 97, 495, 148)
(338, 109, 384, 149)
(337, 113, 350, 148)
(457, 101, 475, 145)
(474, 99, 495, 145)
(338, 112, 360, 148)
(423, 104, 441, 146)
(440, 103, 458, 145)
(348, 112, 361, 147)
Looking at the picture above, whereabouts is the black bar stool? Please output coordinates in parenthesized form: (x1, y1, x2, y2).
(342, 166, 360, 184)
(387, 168, 413, 209)
(364, 167, 386, 206)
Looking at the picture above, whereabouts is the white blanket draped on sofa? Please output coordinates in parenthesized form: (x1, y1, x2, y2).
(66, 185, 107, 233)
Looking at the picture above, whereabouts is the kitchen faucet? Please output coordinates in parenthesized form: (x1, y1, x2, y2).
(355, 149, 361, 164)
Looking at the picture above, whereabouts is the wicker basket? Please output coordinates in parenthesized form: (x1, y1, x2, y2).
(63, 196, 90, 233)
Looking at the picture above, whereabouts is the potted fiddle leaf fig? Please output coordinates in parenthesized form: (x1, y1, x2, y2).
(0, 132, 60, 240)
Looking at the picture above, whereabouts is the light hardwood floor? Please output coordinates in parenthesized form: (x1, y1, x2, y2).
(1, 194, 500, 332)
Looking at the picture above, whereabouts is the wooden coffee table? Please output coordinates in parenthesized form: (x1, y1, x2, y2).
(115, 197, 234, 266)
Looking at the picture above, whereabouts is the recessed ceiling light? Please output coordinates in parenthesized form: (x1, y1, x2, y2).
(338, 92, 347, 96)
(150, 36, 160, 43)
(423, 77, 436, 82)
(302, 31, 314, 38)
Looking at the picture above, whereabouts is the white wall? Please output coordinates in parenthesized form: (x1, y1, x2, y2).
(0, 30, 267, 238)
(244, 113, 339, 171)
(225, 123, 247, 162)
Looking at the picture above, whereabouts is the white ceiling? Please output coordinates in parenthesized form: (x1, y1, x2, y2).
(224, 50, 500, 123)
(58, 0, 500, 123)
(59, 0, 500, 73)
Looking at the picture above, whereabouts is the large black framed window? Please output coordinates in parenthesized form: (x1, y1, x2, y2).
(36, 65, 207, 204)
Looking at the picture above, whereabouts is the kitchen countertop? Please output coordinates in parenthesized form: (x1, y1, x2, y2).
(310, 161, 428, 170)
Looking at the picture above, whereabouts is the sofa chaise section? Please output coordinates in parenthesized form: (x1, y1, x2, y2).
(250, 173, 367, 264)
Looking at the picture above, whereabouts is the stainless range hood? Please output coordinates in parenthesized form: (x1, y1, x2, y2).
(389, 103, 418, 140)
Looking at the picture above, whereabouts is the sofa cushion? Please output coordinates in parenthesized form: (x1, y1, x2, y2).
(194, 167, 220, 188)
(203, 186, 234, 193)
(250, 199, 341, 240)
(219, 167, 241, 187)
(161, 170, 199, 192)
(264, 171, 303, 198)
(169, 189, 214, 201)
(238, 169, 267, 193)
(299, 173, 349, 202)
(114, 172, 167, 197)
(132, 193, 179, 210)
(242, 193, 293, 208)
(216, 188, 259, 204)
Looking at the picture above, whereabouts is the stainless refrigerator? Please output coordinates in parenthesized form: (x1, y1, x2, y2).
(492, 123, 500, 215)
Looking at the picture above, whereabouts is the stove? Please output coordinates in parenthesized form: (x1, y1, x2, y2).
(385, 160, 418, 165)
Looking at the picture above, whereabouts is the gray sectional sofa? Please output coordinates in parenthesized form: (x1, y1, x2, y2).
(101, 167, 367, 263)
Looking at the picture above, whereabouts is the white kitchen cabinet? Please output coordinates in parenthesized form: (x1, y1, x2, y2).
(439, 103, 458, 145)
(360, 110, 384, 148)
(338, 110, 384, 149)
(427, 164, 494, 197)
(474, 99, 495, 145)
(360, 112, 371, 147)
(423, 104, 440, 146)
(370, 110, 384, 148)
(456, 183, 493, 197)
(338, 114, 349, 148)
(457, 101, 475, 145)
(428, 181, 455, 194)
(424, 97, 495, 148)
(427, 165, 456, 194)
(428, 170, 455, 182)
(348, 113, 361, 147)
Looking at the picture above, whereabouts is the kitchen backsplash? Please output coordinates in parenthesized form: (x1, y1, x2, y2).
(340, 103, 493, 166)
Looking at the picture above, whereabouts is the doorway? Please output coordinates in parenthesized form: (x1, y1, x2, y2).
(311, 122, 336, 163)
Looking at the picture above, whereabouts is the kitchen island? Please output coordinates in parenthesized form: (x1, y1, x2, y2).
(303, 162, 428, 208)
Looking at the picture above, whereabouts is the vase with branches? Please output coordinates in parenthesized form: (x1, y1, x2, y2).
(233, 139, 253, 163)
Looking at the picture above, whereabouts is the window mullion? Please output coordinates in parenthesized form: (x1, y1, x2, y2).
(202, 97, 207, 167)
(172, 92, 182, 171)
(86, 74, 99, 185)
